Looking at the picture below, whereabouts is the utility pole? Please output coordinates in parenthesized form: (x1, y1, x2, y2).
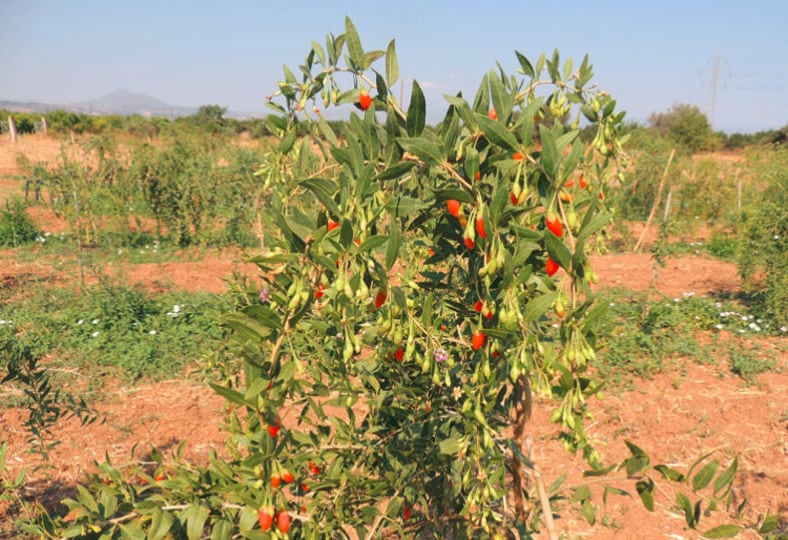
(707, 53, 721, 128)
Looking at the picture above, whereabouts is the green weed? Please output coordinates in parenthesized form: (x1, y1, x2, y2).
(0, 281, 230, 381)
(592, 289, 783, 386)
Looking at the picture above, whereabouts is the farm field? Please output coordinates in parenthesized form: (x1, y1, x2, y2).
(0, 132, 785, 539)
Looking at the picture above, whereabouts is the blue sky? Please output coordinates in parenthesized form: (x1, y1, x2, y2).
(2, 0, 787, 133)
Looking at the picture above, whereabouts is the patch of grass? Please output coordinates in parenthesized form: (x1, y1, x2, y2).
(0, 280, 231, 382)
(0, 197, 40, 247)
(592, 289, 783, 386)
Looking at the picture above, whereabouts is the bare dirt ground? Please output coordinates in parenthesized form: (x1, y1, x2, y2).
(1, 137, 785, 538)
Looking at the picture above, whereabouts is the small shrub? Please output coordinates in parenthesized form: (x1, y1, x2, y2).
(0, 198, 40, 247)
(737, 147, 788, 327)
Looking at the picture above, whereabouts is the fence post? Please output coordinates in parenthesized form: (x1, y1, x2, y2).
(41, 116, 48, 136)
(8, 116, 17, 142)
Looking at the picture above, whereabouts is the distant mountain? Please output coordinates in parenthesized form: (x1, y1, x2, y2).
(1, 90, 255, 119)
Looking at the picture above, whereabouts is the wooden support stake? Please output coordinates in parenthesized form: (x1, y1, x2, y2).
(8, 116, 17, 143)
(634, 148, 675, 252)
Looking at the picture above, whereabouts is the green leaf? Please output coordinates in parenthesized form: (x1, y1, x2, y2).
(583, 463, 617, 477)
(581, 499, 596, 526)
(340, 219, 354, 248)
(687, 451, 715, 481)
(421, 293, 433, 328)
(443, 94, 477, 130)
(570, 485, 592, 503)
(622, 440, 650, 476)
(386, 39, 399, 87)
(210, 519, 233, 540)
(209, 383, 251, 408)
(376, 161, 416, 181)
(713, 458, 737, 496)
(223, 309, 281, 338)
(539, 124, 559, 177)
(488, 71, 512, 122)
(676, 492, 696, 528)
(523, 292, 557, 323)
(147, 507, 174, 540)
(181, 504, 210, 540)
(576, 211, 611, 247)
(386, 221, 400, 270)
(438, 436, 461, 455)
(544, 232, 572, 271)
(406, 80, 426, 137)
(344, 17, 364, 68)
(397, 136, 445, 166)
(386, 195, 429, 217)
(475, 113, 519, 151)
(279, 128, 297, 154)
(358, 235, 388, 252)
(316, 116, 339, 146)
(654, 464, 686, 483)
(692, 459, 719, 492)
(515, 51, 535, 78)
(363, 50, 385, 69)
(119, 522, 146, 540)
(758, 512, 780, 534)
(701, 524, 741, 538)
(300, 178, 340, 216)
(636, 478, 655, 511)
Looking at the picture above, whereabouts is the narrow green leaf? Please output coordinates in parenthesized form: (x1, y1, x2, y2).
(692, 459, 720, 492)
(654, 464, 686, 483)
(279, 128, 297, 154)
(397, 136, 445, 166)
(119, 522, 146, 540)
(300, 178, 340, 216)
(583, 463, 617, 477)
(475, 113, 519, 151)
(386, 221, 400, 270)
(570, 485, 592, 503)
(339, 219, 354, 248)
(636, 478, 655, 511)
(358, 235, 388, 252)
(676, 492, 696, 528)
(438, 436, 460, 455)
(421, 293, 433, 328)
(523, 292, 557, 323)
(210, 519, 233, 540)
(386, 39, 399, 86)
(488, 71, 512, 121)
(363, 50, 385, 69)
(375, 72, 387, 101)
(515, 51, 535, 78)
(209, 383, 251, 408)
(376, 161, 415, 181)
(576, 212, 611, 247)
(544, 232, 572, 271)
(539, 124, 559, 177)
(713, 458, 738, 496)
(687, 451, 715, 481)
(386, 195, 429, 217)
(702, 524, 741, 538)
(344, 17, 364, 68)
(406, 80, 426, 136)
(315, 117, 338, 146)
(147, 507, 174, 540)
(581, 499, 596, 526)
(183, 504, 210, 540)
(444, 94, 477, 130)
(625, 440, 647, 458)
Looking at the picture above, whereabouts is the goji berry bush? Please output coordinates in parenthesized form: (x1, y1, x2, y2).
(26, 17, 754, 540)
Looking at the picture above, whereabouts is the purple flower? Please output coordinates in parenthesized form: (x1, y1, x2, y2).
(259, 288, 269, 303)
(434, 348, 448, 363)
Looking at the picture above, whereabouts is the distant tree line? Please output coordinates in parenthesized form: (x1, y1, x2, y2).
(1, 103, 785, 152)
